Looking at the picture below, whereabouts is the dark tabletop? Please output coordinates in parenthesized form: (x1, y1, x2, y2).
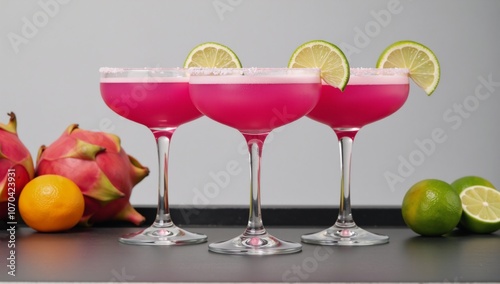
(1, 226, 499, 283)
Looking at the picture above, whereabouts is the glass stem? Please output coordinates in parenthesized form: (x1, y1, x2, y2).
(243, 134, 267, 236)
(335, 134, 356, 228)
(152, 128, 176, 228)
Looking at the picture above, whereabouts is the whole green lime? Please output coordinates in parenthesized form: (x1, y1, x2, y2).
(402, 179, 462, 236)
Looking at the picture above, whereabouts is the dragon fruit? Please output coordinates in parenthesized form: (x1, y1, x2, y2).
(0, 112, 35, 220)
(36, 124, 149, 226)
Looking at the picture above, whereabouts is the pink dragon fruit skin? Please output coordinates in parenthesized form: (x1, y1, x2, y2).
(0, 112, 35, 220)
(35, 124, 149, 226)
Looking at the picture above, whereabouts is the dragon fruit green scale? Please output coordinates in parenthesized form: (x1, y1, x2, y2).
(36, 124, 149, 226)
(0, 112, 35, 220)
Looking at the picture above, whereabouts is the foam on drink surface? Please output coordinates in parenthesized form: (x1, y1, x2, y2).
(189, 67, 320, 84)
(345, 68, 409, 85)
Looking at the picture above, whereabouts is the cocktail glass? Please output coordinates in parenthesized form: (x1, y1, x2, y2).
(302, 67, 410, 246)
(189, 67, 321, 255)
(99, 67, 208, 245)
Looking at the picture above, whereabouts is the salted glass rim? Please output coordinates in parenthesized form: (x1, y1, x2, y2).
(99, 67, 188, 77)
(99, 67, 190, 83)
(349, 67, 409, 76)
(188, 68, 321, 84)
(188, 67, 320, 76)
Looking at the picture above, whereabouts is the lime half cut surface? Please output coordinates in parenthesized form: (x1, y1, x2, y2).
(460, 185, 500, 234)
(184, 42, 242, 68)
(377, 40, 440, 95)
(288, 40, 350, 91)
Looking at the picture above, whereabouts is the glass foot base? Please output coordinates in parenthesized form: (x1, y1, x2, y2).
(119, 225, 207, 246)
(209, 232, 302, 255)
(301, 225, 389, 246)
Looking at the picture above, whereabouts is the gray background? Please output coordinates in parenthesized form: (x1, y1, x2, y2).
(1, 0, 499, 208)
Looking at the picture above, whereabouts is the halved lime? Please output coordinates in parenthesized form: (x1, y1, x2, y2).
(460, 185, 500, 234)
(376, 40, 440, 95)
(288, 40, 350, 91)
(184, 42, 242, 68)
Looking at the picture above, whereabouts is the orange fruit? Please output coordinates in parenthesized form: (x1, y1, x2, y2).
(401, 179, 462, 236)
(19, 174, 85, 232)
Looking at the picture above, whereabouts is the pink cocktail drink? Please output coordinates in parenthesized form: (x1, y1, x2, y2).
(190, 72, 320, 134)
(189, 68, 321, 255)
(100, 77, 201, 129)
(308, 69, 409, 133)
(302, 68, 410, 246)
(99, 68, 207, 246)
